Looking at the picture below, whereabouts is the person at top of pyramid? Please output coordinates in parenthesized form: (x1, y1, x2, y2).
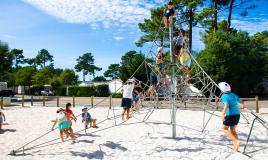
(164, 1, 176, 28)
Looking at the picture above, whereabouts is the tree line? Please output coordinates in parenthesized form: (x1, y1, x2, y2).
(1, 0, 268, 97)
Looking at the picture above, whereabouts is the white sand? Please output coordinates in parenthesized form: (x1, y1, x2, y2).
(1, 106, 268, 160)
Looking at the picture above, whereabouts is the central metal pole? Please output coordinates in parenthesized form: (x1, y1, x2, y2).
(169, 22, 176, 138)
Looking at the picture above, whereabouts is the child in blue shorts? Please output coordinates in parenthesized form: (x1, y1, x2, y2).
(219, 82, 244, 151)
(81, 106, 98, 129)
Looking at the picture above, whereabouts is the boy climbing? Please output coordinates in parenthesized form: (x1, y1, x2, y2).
(219, 82, 244, 152)
(164, 1, 176, 28)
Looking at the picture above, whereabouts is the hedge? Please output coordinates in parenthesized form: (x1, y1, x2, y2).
(111, 93, 122, 98)
(56, 87, 67, 96)
(64, 85, 110, 97)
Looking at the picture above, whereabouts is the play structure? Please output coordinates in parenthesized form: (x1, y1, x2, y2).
(9, 0, 268, 157)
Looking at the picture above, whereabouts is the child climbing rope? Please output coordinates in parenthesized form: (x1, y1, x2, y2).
(174, 30, 186, 62)
(132, 81, 143, 114)
(0, 110, 6, 130)
(146, 56, 164, 97)
(81, 106, 98, 129)
(164, 1, 176, 28)
(51, 108, 76, 143)
(156, 47, 167, 85)
(219, 82, 245, 152)
(179, 48, 191, 80)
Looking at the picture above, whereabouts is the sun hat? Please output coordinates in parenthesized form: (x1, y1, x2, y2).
(127, 79, 135, 83)
(82, 106, 88, 110)
(218, 82, 231, 93)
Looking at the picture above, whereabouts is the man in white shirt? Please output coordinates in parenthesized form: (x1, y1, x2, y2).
(121, 79, 135, 121)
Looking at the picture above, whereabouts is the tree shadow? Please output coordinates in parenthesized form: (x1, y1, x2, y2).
(70, 150, 105, 159)
(103, 141, 128, 152)
(0, 129, 16, 134)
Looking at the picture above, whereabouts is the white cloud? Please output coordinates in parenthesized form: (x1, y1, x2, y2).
(113, 36, 124, 40)
(22, 0, 164, 29)
(232, 19, 268, 35)
(0, 34, 16, 39)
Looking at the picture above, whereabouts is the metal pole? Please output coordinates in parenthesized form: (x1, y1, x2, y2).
(255, 96, 259, 113)
(22, 95, 24, 107)
(72, 96, 75, 107)
(31, 95, 33, 106)
(1, 97, 3, 109)
(42, 95, 45, 107)
(109, 96, 112, 109)
(243, 117, 257, 153)
(57, 96, 59, 107)
(169, 21, 176, 138)
(91, 96, 94, 107)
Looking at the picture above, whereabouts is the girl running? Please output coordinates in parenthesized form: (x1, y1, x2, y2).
(219, 82, 244, 151)
(51, 108, 76, 143)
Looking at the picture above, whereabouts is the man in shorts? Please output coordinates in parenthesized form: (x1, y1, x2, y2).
(121, 79, 135, 121)
(219, 82, 244, 152)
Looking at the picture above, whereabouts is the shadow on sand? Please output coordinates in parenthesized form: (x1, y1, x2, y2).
(0, 129, 16, 134)
(103, 141, 128, 152)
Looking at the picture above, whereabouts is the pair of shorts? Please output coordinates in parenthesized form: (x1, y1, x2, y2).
(0, 116, 3, 124)
(121, 98, 132, 108)
(58, 121, 71, 130)
(83, 118, 91, 124)
(223, 114, 240, 127)
(133, 95, 140, 102)
(150, 74, 158, 86)
(174, 45, 182, 55)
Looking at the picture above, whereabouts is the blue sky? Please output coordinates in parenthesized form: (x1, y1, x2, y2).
(0, 0, 267, 80)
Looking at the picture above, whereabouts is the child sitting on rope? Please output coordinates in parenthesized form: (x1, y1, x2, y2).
(81, 106, 98, 129)
(164, 1, 176, 28)
(0, 110, 6, 130)
(51, 108, 76, 143)
(219, 82, 245, 152)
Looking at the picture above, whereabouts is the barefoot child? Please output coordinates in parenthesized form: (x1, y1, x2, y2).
(0, 110, 6, 130)
(219, 82, 244, 152)
(164, 1, 176, 28)
(81, 106, 98, 129)
(51, 108, 76, 142)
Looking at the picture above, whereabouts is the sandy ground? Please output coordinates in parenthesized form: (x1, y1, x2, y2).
(1, 106, 268, 160)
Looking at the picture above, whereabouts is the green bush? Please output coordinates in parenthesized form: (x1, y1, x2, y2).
(111, 93, 122, 98)
(68, 86, 96, 97)
(68, 86, 79, 96)
(96, 84, 110, 97)
(56, 87, 66, 96)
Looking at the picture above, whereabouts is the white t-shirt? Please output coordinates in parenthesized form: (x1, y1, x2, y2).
(122, 84, 134, 99)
